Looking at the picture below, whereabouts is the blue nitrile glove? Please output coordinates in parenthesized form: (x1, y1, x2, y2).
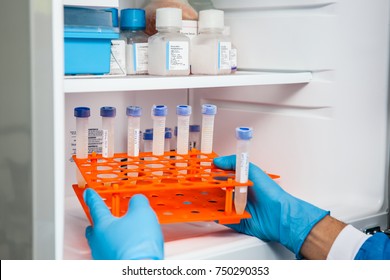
(84, 188, 164, 260)
(214, 155, 329, 258)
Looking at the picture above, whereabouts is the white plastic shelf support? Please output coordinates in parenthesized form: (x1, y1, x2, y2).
(63, 71, 313, 93)
(63, 0, 119, 8)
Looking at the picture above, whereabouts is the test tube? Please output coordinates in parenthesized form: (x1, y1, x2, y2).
(74, 107, 90, 187)
(143, 130, 153, 153)
(234, 127, 253, 215)
(164, 129, 172, 153)
(189, 124, 200, 150)
(171, 126, 178, 151)
(176, 105, 192, 155)
(200, 104, 217, 154)
(152, 105, 168, 156)
(200, 104, 217, 170)
(126, 106, 142, 157)
(100, 106, 116, 158)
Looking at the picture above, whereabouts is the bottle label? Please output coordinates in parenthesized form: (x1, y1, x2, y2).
(110, 40, 126, 75)
(218, 41, 232, 70)
(230, 48, 237, 71)
(126, 43, 148, 74)
(166, 41, 189, 71)
(134, 43, 148, 73)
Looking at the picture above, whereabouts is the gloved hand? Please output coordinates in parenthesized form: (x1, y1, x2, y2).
(214, 155, 329, 258)
(83, 188, 164, 260)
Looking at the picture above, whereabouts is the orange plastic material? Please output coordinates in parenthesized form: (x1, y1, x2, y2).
(72, 150, 280, 225)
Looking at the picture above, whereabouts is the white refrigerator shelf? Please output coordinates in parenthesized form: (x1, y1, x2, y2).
(64, 71, 313, 93)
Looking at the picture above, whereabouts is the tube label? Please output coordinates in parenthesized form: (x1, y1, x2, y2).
(239, 152, 249, 183)
(102, 129, 109, 158)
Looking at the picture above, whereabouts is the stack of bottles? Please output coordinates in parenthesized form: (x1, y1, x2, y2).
(72, 103, 263, 224)
(111, 2, 237, 76)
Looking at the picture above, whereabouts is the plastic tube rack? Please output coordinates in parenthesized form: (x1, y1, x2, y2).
(72, 150, 279, 224)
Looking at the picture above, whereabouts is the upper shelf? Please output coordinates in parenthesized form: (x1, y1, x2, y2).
(63, 0, 119, 8)
(63, 71, 313, 93)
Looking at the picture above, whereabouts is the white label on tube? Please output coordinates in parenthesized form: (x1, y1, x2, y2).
(218, 42, 232, 70)
(166, 41, 189, 71)
(102, 129, 109, 158)
(70, 129, 103, 161)
(239, 152, 249, 183)
(133, 128, 140, 157)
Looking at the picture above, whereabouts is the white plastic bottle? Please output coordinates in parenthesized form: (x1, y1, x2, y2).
(100, 106, 116, 158)
(234, 127, 253, 215)
(126, 106, 142, 157)
(74, 107, 90, 187)
(148, 8, 190, 76)
(120, 9, 149, 75)
(191, 9, 231, 75)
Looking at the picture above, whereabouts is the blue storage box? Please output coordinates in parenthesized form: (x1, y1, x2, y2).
(64, 7, 119, 75)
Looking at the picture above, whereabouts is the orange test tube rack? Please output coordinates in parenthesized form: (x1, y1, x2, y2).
(72, 150, 279, 225)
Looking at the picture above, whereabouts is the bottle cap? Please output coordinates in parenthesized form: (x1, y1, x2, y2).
(165, 131, 172, 139)
(143, 131, 153, 140)
(74, 107, 90, 118)
(126, 106, 142, 117)
(198, 9, 224, 31)
(156, 8, 182, 29)
(152, 105, 168, 117)
(120, 9, 146, 30)
(176, 105, 192, 116)
(100, 106, 116, 117)
(202, 104, 217, 115)
(236, 127, 253, 140)
(189, 125, 200, 132)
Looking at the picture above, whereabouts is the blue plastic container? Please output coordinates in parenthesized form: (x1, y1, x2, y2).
(64, 7, 119, 75)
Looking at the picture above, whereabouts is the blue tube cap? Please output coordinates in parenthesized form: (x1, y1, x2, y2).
(202, 104, 217, 115)
(120, 9, 146, 30)
(126, 105, 142, 117)
(165, 131, 172, 139)
(100, 106, 116, 117)
(189, 125, 200, 132)
(143, 131, 153, 140)
(74, 107, 90, 118)
(176, 105, 192, 116)
(236, 127, 253, 140)
(152, 105, 168, 117)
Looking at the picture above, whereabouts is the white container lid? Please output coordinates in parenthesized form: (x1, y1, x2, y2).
(156, 8, 182, 29)
(198, 9, 224, 31)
